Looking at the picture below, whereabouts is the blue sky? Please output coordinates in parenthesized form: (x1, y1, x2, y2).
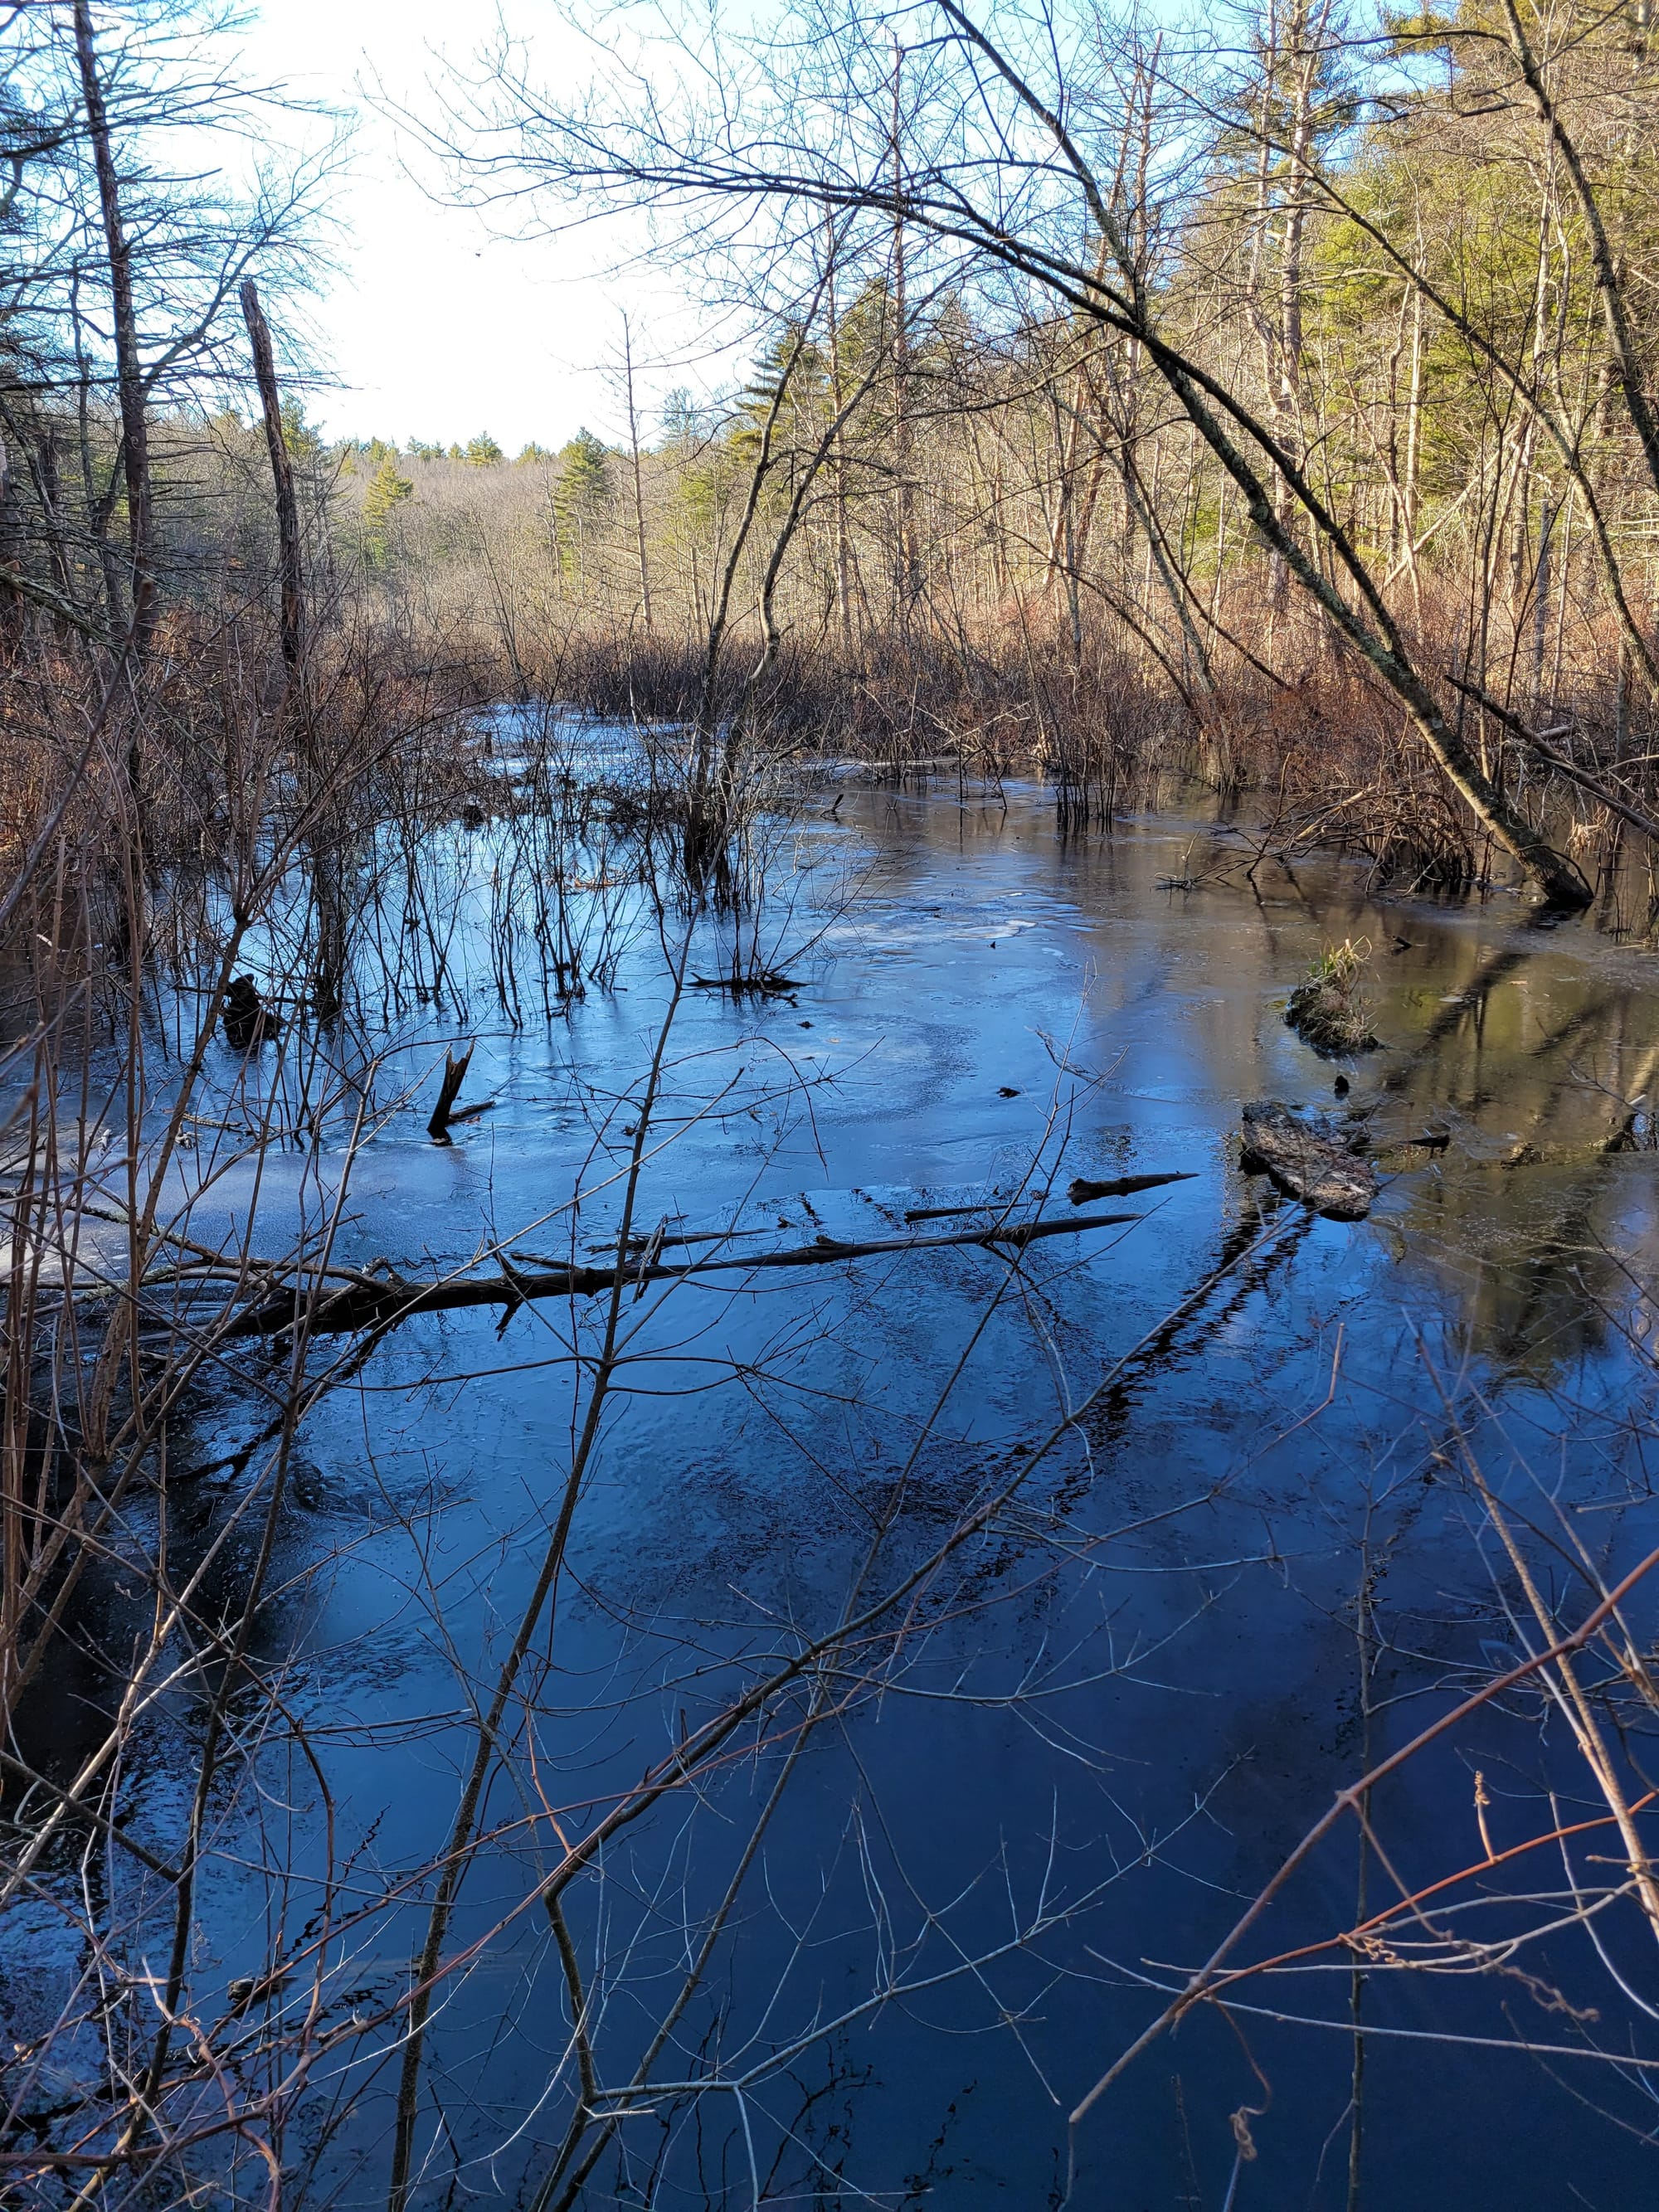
(237, 0, 708, 451)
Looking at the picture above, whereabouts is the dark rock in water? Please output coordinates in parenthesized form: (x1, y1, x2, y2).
(1240, 1099, 1375, 1220)
(461, 802, 487, 830)
(222, 975, 280, 1049)
(1333, 1074, 1350, 1096)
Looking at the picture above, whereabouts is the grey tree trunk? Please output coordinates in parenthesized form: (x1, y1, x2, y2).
(73, 0, 153, 666)
(240, 278, 304, 673)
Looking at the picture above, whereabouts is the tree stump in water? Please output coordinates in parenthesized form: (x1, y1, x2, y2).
(428, 1043, 476, 1144)
(222, 975, 280, 1049)
(1240, 1100, 1376, 1220)
(1284, 940, 1381, 1057)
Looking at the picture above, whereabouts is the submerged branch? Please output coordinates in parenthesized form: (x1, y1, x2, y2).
(223, 1208, 1145, 1339)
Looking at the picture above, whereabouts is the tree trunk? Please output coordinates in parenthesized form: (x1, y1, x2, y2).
(621, 314, 654, 633)
(239, 278, 304, 673)
(73, 0, 154, 665)
(825, 226, 855, 647)
(891, 40, 921, 615)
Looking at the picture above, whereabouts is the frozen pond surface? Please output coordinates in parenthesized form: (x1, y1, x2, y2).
(13, 772, 1659, 2209)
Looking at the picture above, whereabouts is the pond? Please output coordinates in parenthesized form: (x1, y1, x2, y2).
(10, 760, 1659, 2210)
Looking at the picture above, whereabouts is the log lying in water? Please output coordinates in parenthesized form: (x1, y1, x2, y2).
(221, 1208, 1144, 1340)
(903, 1171, 1194, 1222)
(1068, 1170, 1197, 1205)
(1239, 1100, 1376, 1221)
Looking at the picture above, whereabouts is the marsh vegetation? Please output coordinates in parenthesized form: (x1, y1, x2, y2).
(3, 4, 1659, 2209)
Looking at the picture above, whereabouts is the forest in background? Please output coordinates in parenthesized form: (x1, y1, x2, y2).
(4, 0, 1659, 910)
(6, 6, 1659, 2208)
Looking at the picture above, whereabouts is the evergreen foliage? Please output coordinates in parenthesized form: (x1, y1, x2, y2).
(360, 454, 414, 566)
(280, 396, 324, 462)
(555, 428, 611, 527)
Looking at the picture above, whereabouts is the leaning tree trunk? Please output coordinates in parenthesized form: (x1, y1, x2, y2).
(929, 0, 1593, 910)
(240, 277, 304, 675)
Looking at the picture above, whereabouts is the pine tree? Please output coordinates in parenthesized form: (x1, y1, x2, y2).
(548, 429, 611, 586)
(465, 432, 505, 466)
(555, 431, 615, 535)
(361, 455, 413, 567)
(280, 396, 324, 461)
(556, 427, 611, 523)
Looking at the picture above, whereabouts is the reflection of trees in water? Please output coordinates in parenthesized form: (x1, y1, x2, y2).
(9, 795, 1659, 2210)
(1078, 1197, 1313, 1444)
(1366, 940, 1659, 1375)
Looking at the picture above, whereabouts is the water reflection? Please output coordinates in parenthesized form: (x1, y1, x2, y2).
(10, 779, 1659, 2210)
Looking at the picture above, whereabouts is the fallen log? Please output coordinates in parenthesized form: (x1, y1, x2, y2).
(1239, 1100, 1376, 1221)
(690, 971, 800, 995)
(1067, 1170, 1197, 1205)
(902, 1173, 1193, 1221)
(223, 1208, 1143, 1339)
(576, 1225, 775, 1255)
